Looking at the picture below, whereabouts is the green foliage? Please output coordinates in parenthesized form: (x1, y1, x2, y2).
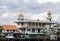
(40, 27, 54, 37)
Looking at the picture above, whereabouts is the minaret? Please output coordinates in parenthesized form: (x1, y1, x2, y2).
(16, 12, 24, 33)
(18, 12, 24, 20)
(47, 10, 52, 22)
(47, 10, 52, 29)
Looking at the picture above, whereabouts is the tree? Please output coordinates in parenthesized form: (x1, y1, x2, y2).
(40, 27, 54, 38)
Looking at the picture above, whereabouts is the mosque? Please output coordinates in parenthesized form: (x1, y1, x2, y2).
(0, 10, 59, 41)
(14, 11, 58, 39)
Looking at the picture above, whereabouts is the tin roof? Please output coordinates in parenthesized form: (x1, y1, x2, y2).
(3, 25, 17, 30)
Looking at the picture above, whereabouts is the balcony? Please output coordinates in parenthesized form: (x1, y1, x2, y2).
(18, 26, 27, 28)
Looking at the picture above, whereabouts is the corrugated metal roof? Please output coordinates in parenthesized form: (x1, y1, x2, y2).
(3, 25, 17, 30)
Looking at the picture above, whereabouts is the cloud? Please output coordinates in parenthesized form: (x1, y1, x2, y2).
(30, 12, 47, 20)
(0, 0, 60, 13)
(0, 0, 60, 25)
(20, 11, 60, 23)
(0, 12, 17, 18)
(52, 14, 60, 22)
(0, 11, 60, 25)
(37, 0, 60, 3)
(1, 13, 9, 18)
(7, 0, 19, 3)
(0, 12, 18, 25)
(30, 12, 60, 22)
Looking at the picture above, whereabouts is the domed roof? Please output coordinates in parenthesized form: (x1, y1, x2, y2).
(47, 10, 51, 16)
(18, 12, 24, 17)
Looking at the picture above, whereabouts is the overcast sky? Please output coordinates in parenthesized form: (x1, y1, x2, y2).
(0, 0, 60, 25)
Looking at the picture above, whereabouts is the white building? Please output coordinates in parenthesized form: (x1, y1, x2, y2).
(15, 11, 57, 35)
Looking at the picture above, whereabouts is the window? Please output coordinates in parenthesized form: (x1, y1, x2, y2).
(7, 30, 9, 32)
(13, 30, 15, 32)
(13, 33, 21, 38)
(29, 22, 31, 26)
(8, 33, 13, 36)
(21, 29, 25, 31)
(21, 23, 24, 25)
(27, 29, 31, 31)
(36, 23, 38, 26)
(38, 29, 40, 33)
(32, 29, 35, 32)
(0, 29, 2, 34)
(57, 29, 60, 31)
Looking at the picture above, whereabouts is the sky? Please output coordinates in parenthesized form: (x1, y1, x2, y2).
(0, 0, 60, 25)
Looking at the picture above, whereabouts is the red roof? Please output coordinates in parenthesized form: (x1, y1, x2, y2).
(3, 25, 17, 30)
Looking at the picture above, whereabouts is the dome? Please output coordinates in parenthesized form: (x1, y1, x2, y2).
(18, 12, 24, 17)
(47, 10, 51, 16)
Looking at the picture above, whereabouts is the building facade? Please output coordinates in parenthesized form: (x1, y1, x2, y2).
(2, 25, 18, 38)
(15, 11, 57, 39)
